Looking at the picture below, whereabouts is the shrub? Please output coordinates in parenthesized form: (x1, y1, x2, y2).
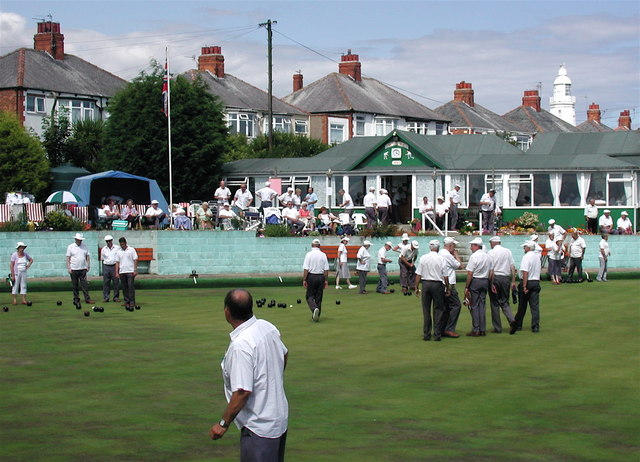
(263, 224, 291, 237)
(359, 224, 400, 238)
(42, 211, 85, 231)
(512, 212, 540, 230)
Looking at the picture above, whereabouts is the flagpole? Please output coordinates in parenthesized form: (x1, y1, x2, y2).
(166, 46, 174, 228)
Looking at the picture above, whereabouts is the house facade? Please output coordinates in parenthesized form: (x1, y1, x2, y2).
(282, 51, 450, 145)
(0, 21, 127, 137)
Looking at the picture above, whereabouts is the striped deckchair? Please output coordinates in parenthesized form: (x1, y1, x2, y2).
(73, 206, 89, 224)
(25, 203, 45, 223)
(0, 204, 11, 223)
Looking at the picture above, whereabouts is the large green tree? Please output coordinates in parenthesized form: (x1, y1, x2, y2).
(67, 119, 107, 172)
(41, 110, 71, 167)
(0, 111, 50, 199)
(104, 63, 228, 201)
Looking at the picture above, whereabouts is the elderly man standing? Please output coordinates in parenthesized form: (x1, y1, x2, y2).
(448, 184, 461, 230)
(415, 240, 449, 341)
(376, 241, 393, 294)
(479, 189, 497, 233)
(487, 236, 516, 333)
(363, 186, 378, 229)
(511, 241, 542, 334)
(596, 234, 611, 282)
(439, 237, 462, 338)
(303, 187, 318, 214)
(232, 183, 253, 216)
(464, 237, 492, 337)
(115, 237, 138, 310)
(256, 181, 277, 210)
(210, 289, 288, 461)
(566, 229, 586, 282)
(338, 189, 354, 219)
(377, 188, 392, 225)
(399, 240, 420, 295)
(214, 180, 232, 208)
(547, 219, 566, 242)
(303, 239, 329, 322)
(66, 233, 94, 306)
(584, 198, 598, 234)
(356, 240, 372, 294)
(101, 235, 120, 303)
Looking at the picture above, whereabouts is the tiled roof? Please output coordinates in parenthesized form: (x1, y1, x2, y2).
(183, 69, 307, 115)
(435, 100, 525, 134)
(502, 106, 578, 134)
(283, 73, 449, 122)
(0, 48, 126, 97)
(575, 120, 613, 133)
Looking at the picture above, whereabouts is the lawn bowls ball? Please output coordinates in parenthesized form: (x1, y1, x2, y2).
(3, 306, 8, 312)
(289, 305, 293, 308)
(56, 301, 62, 306)
(336, 300, 341, 305)
(135, 305, 141, 310)
(390, 289, 395, 293)
(297, 299, 301, 304)
(84, 311, 90, 317)
(75, 304, 82, 310)
(26, 301, 32, 306)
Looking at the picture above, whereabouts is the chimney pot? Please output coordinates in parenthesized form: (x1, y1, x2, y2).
(522, 90, 541, 112)
(617, 109, 632, 130)
(34, 21, 65, 60)
(339, 50, 362, 82)
(198, 46, 225, 78)
(293, 73, 303, 92)
(453, 81, 474, 107)
(587, 102, 602, 123)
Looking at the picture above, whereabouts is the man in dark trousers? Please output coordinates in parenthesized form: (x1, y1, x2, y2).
(511, 241, 542, 334)
(414, 240, 449, 341)
(303, 239, 330, 322)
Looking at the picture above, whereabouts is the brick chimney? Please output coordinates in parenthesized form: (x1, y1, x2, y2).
(293, 73, 303, 92)
(198, 46, 224, 78)
(454, 81, 474, 107)
(617, 109, 631, 130)
(522, 90, 541, 112)
(586, 103, 602, 123)
(339, 50, 362, 82)
(34, 21, 65, 60)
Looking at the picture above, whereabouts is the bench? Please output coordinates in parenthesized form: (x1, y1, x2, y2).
(98, 247, 155, 274)
(321, 244, 361, 271)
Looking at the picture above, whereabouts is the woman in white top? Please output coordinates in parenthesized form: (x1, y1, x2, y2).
(545, 232, 563, 285)
(335, 237, 356, 290)
(10, 242, 33, 305)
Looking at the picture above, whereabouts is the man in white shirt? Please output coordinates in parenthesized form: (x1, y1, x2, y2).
(303, 187, 318, 213)
(232, 183, 253, 215)
(256, 181, 277, 209)
(547, 219, 566, 242)
(448, 184, 461, 230)
(415, 240, 449, 341)
(584, 198, 598, 234)
(218, 203, 237, 229)
(439, 237, 462, 338)
(214, 180, 232, 207)
(487, 236, 516, 333)
(143, 200, 166, 229)
(419, 196, 435, 230)
(210, 289, 288, 461)
(566, 229, 586, 282)
(377, 189, 392, 225)
(66, 233, 94, 306)
(464, 237, 492, 336)
(545, 231, 563, 285)
(101, 235, 120, 303)
(599, 209, 614, 234)
(115, 237, 138, 309)
(279, 187, 296, 207)
(338, 189, 354, 218)
(435, 196, 448, 230)
(303, 239, 330, 322)
(617, 211, 633, 235)
(376, 241, 393, 294)
(356, 240, 372, 294)
(479, 189, 497, 233)
(596, 234, 611, 282)
(511, 241, 542, 334)
(399, 240, 419, 295)
(363, 186, 377, 229)
(282, 202, 304, 234)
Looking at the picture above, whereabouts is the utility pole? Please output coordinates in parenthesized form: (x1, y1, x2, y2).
(259, 19, 277, 154)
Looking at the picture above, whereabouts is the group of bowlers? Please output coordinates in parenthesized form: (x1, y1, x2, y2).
(302, 233, 542, 338)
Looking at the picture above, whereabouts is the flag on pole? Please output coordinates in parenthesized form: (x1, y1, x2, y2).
(162, 60, 169, 117)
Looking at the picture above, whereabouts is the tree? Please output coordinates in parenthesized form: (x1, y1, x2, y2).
(67, 119, 107, 172)
(104, 63, 228, 201)
(224, 132, 330, 162)
(0, 111, 50, 199)
(41, 110, 71, 167)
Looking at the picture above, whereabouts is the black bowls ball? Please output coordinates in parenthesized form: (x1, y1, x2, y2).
(56, 301, 63, 306)
(2, 306, 8, 312)
(26, 301, 33, 306)
(84, 311, 90, 317)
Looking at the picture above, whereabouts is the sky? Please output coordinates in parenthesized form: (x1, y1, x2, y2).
(1, 0, 639, 128)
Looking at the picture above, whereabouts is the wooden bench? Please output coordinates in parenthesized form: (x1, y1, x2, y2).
(321, 244, 361, 271)
(98, 246, 155, 274)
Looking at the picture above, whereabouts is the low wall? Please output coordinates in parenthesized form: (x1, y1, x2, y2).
(1, 231, 638, 278)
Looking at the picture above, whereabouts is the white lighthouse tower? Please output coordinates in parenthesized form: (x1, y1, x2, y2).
(549, 64, 576, 125)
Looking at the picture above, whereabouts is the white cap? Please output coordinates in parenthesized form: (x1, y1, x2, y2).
(437, 195, 445, 200)
(287, 187, 293, 192)
(15, 241, 27, 249)
(151, 200, 159, 205)
(380, 188, 387, 194)
(301, 201, 308, 206)
(621, 211, 628, 215)
(530, 234, 539, 241)
(443, 237, 459, 245)
(312, 238, 321, 245)
(489, 236, 501, 243)
(429, 239, 440, 249)
(521, 240, 536, 249)
(401, 233, 409, 241)
(341, 236, 350, 242)
(384, 241, 393, 247)
(411, 240, 420, 248)
(470, 237, 483, 246)
(363, 240, 372, 246)
(454, 184, 461, 188)
(74, 233, 85, 240)
(369, 186, 375, 191)
(548, 219, 555, 224)
(104, 235, 113, 241)
(603, 209, 611, 214)
(265, 181, 271, 186)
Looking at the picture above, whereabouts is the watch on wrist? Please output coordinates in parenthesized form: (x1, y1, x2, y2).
(219, 419, 229, 428)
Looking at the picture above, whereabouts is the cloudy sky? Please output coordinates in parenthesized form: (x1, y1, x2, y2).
(1, 0, 638, 128)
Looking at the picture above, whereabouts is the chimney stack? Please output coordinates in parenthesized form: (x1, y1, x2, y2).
(522, 90, 541, 112)
(454, 81, 474, 107)
(617, 109, 631, 130)
(34, 21, 65, 60)
(198, 46, 225, 78)
(586, 103, 602, 123)
(339, 50, 362, 82)
(293, 73, 303, 92)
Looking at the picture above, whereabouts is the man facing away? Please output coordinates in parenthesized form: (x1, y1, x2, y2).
(115, 237, 138, 309)
(487, 236, 516, 333)
(415, 240, 449, 341)
(376, 241, 393, 294)
(303, 239, 330, 322)
(439, 237, 462, 338)
(511, 241, 542, 334)
(464, 237, 492, 337)
(210, 289, 288, 462)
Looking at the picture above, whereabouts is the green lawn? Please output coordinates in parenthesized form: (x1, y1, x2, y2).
(1, 279, 638, 461)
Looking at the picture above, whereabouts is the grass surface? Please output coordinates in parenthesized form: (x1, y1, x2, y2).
(1, 279, 639, 461)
